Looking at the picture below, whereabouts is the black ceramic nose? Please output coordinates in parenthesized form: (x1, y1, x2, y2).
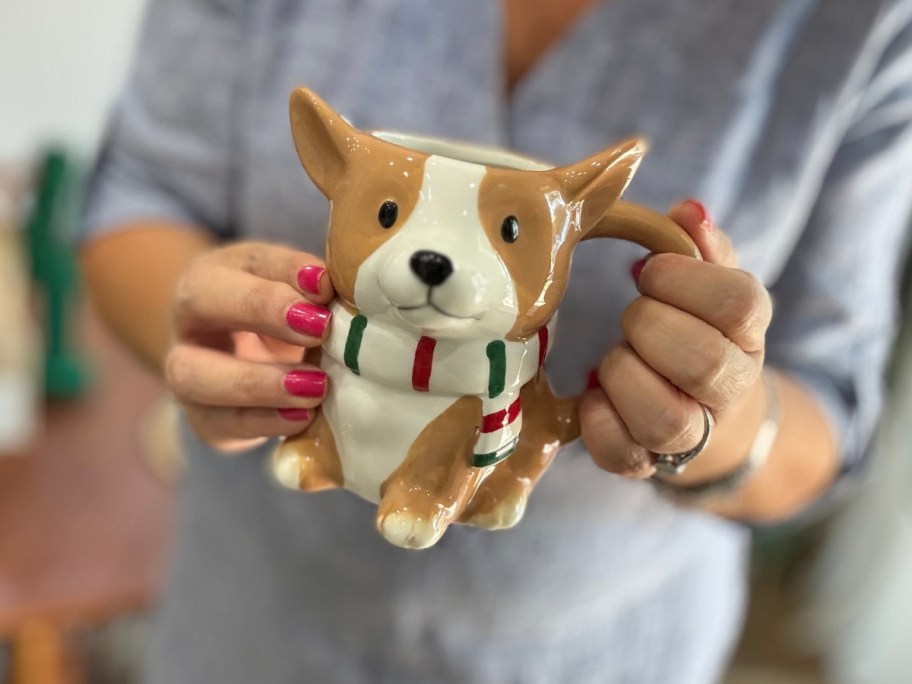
(410, 250, 453, 287)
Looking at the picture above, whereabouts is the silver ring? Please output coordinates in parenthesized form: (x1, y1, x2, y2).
(652, 405, 714, 475)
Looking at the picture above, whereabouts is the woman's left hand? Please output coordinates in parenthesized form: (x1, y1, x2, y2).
(580, 199, 773, 479)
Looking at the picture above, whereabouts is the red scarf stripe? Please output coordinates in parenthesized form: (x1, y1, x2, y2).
(411, 336, 436, 391)
(481, 398, 522, 434)
(537, 327, 549, 368)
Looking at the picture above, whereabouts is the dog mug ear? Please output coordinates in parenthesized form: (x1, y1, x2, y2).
(551, 137, 646, 230)
(289, 87, 362, 197)
(553, 137, 701, 259)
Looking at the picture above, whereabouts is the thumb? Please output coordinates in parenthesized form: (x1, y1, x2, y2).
(667, 199, 738, 268)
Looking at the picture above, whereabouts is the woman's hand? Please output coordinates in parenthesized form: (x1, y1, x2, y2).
(164, 242, 334, 451)
(580, 200, 774, 481)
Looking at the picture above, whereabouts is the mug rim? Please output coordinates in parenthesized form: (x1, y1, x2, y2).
(371, 130, 553, 171)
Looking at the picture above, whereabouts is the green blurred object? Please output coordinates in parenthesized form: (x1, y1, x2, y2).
(25, 149, 91, 398)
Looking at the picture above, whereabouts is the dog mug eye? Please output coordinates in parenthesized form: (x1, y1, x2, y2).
(378, 200, 398, 229)
(501, 215, 520, 243)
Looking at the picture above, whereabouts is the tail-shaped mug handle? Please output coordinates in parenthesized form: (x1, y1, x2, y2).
(554, 200, 703, 445)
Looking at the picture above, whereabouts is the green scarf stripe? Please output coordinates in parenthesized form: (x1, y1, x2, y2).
(486, 340, 506, 398)
(344, 315, 368, 375)
(472, 443, 517, 468)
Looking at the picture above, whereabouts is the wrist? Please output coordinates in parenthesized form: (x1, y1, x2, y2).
(81, 222, 216, 372)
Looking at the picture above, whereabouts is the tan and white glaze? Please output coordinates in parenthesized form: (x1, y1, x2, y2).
(273, 88, 700, 549)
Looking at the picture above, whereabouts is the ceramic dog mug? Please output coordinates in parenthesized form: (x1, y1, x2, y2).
(272, 87, 700, 549)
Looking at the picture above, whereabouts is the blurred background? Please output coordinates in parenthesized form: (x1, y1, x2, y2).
(1, 2, 910, 682)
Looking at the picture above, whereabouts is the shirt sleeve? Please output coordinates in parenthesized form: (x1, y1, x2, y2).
(765, 0, 912, 473)
(83, 0, 245, 241)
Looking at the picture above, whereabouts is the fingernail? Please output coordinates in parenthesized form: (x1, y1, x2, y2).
(297, 265, 325, 296)
(284, 370, 327, 397)
(286, 302, 331, 337)
(683, 199, 714, 234)
(278, 407, 312, 422)
(631, 256, 650, 284)
(586, 368, 601, 390)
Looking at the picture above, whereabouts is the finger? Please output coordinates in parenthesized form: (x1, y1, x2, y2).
(165, 344, 327, 408)
(598, 344, 708, 454)
(184, 403, 316, 443)
(209, 242, 334, 303)
(667, 199, 737, 268)
(635, 255, 772, 353)
(621, 297, 761, 411)
(175, 264, 332, 346)
(232, 331, 307, 365)
(578, 387, 656, 479)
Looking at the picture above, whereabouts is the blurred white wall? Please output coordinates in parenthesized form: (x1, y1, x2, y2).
(0, 0, 148, 162)
(800, 282, 912, 684)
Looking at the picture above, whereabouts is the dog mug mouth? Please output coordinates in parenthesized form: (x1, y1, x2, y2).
(377, 248, 495, 335)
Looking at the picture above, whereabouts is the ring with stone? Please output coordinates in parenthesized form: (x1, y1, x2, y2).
(651, 404, 714, 475)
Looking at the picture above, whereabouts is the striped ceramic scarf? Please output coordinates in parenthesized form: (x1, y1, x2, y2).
(323, 301, 552, 467)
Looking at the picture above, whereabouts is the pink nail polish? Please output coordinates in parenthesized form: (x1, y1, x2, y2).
(684, 199, 714, 233)
(630, 257, 648, 284)
(297, 265, 325, 296)
(286, 302, 331, 337)
(586, 368, 601, 390)
(284, 370, 327, 397)
(278, 407, 312, 422)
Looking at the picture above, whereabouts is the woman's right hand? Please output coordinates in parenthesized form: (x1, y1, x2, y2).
(164, 242, 334, 451)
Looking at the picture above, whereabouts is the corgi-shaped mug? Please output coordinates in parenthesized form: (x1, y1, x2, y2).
(272, 88, 700, 549)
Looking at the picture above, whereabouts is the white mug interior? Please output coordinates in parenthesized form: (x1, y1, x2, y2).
(371, 131, 553, 172)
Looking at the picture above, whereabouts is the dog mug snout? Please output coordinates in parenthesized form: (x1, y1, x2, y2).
(410, 250, 453, 286)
